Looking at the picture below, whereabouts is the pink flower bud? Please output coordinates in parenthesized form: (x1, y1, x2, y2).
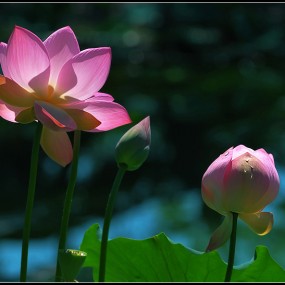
(201, 145, 280, 251)
(115, 116, 151, 171)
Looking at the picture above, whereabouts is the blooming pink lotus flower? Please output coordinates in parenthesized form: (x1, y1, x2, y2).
(0, 26, 131, 166)
(201, 145, 279, 252)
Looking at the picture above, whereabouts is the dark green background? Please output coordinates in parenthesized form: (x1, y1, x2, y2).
(0, 3, 285, 281)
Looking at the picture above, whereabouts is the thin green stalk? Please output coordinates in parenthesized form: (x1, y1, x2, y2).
(98, 167, 126, 282)
(55, 130, 81, 282)
(20, 122, 43, 282)
(224, 212, 238, 282)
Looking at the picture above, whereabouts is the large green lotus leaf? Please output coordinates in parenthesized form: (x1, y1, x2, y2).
(80, 224, 285, 282)
(80, 224, 226, 282)
(231, 246, 285, 282)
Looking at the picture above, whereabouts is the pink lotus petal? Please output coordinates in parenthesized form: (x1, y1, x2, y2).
(15, 107, 35, 124)
(0, 100, 24, 122)
(34, 101, 76, 131)
(65, 108, 101, 131)
(239, 212, 273, 235)
(269, 153, 275, 164)
(252, 149, 280, 210)
(256, 148, 275, 163)
(223, 151, 279, 214)
(93, 92, 114, 101)
(201, 147, 233, 215)
(223, 152, 271, 213)
(0, 76, 35, 107)
(40, 126, 73, 167)
(206, 213, 233, 252)
(83, 100, 132, 132)
(58, 97, 89, 109)
(56, 47, 111, 100)
(231, 144, 256, 160)
(44, 26, 80, 87)
(6, 26, 50, 93)
(57, 92, 114, 109)
(0, 42, 11, 78)
(61, 92, 114, 108)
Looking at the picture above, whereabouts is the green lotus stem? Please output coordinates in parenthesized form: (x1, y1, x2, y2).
(55, 130, 81, 282)
(224, 212, 238, 282)
(20, 122, 43, 282)
(98, 167, 126, 282)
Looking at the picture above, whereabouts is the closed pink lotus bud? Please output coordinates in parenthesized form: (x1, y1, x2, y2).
(201, 145, 280, 252)
(115, 116, 150, 171)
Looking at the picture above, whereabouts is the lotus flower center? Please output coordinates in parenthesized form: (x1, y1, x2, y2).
(33, 85, 60, 105)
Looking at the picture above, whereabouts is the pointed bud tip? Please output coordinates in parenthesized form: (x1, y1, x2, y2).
(115, 116, 151, 171)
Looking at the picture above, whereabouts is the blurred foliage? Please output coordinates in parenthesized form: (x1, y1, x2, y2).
(0, 3, 285, 280)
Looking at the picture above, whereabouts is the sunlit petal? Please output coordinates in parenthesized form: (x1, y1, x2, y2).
(202, 147, 234, 214)
(44, 26, 80, 87)
(239, 212, 273, 236)
(0, 100, 24, 122)
(0, 75, 35, 107)
(34, 101, 76, 131)
(83, 99, 131, 132)
(0, 42, 11, 78)
(56, 47, 111, 100)
(40, 126, 73, 167)
(223, 152, 270, 213)
(93, 92, 114, 102)
(6, 26, 50, 93)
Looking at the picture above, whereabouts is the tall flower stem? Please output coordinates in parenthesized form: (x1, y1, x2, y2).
(98, 167, 126, 282)
(20, 122, 43, 282)
(55, 130, 81, 282)
(224, 212, 238, 282)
